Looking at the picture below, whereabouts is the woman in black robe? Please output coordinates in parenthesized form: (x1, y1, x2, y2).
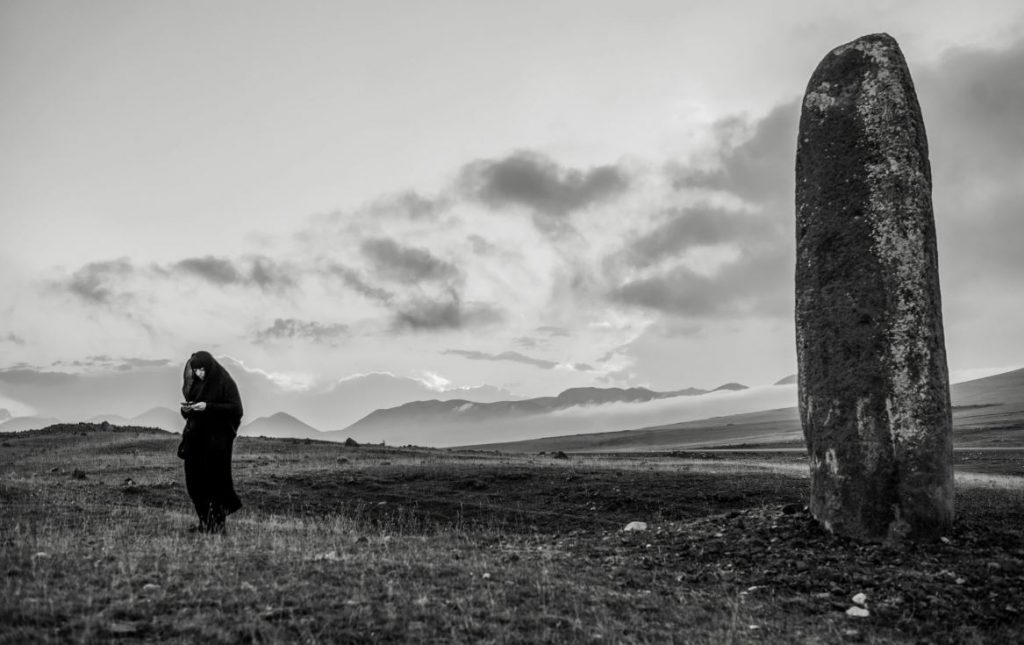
(179, 351, 243, 534)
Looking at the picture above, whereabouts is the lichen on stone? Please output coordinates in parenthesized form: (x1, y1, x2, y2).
(804, 81, 836, 112)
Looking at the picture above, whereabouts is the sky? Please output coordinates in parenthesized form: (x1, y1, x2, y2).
(2, 0, 1024, 404)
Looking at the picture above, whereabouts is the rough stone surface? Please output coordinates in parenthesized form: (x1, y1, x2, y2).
(795, 33, 953, 541)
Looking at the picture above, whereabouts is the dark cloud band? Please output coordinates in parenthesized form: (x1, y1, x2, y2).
(459, 151, 629, 216)
(324, 263, 395, 303)
(255, 318, 350, 344)
(392, 291, 502, 331)
(175, 255, 296, 291)
(63, 258, 134, 305)
(361, 238, 460, 284)
(443, 349, 559, 369)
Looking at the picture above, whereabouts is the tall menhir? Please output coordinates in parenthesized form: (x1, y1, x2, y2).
(795, 33, 953, 540)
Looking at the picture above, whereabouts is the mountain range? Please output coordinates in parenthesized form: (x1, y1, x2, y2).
(346, 379, 864, 448)
(343, 385, 717, 433)
(0, 378, 760, 444)
(4, 367, 1023, 450)
(0, 359, 518, 431)
(464, 367, 1024, 452)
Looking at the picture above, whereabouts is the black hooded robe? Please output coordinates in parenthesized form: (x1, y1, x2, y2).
(180, 351, 243, 532)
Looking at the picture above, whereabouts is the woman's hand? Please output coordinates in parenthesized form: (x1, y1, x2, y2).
(191, 401, 207, 412)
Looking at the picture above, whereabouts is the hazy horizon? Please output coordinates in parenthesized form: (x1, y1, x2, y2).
(2, 360, 1019, 447)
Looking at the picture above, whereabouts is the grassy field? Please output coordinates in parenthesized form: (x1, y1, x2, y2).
(2, 425, 1024, 643)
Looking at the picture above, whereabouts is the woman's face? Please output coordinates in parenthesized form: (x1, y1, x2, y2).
(193, 367, 206, 381)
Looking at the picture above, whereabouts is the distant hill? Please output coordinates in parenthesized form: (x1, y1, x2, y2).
(87, 413, 133, 425)
(464, 367, 1024, 452)
(774, 375, 797, 386)
(552, 386, 707, 405)
(464, 407, 803, 453)
(948, 367, 1024, 409)
(131, 407, 183, 433)
(712, 383, 748, 392)
(0, 416, 63, 433)
(240, 412, 322, 440)
(946, 367, 1024, 443)
(333, 385, 711, 443)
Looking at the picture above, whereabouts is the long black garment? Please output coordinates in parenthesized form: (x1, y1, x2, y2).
(181, 351, 243, 532)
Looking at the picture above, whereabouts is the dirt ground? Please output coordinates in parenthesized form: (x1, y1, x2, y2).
(2, 425, 1024, 643)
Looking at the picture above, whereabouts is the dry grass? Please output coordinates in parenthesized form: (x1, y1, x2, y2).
(2, 425, 1023, 643)
(3, 501, 777, 643)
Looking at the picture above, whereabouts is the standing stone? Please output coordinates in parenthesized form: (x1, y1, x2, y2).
(795, 33, 953, 540)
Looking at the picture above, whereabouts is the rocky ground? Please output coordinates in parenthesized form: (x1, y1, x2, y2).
(2, 425, 1023, 643)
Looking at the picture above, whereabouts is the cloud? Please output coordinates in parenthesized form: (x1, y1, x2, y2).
(254, 318, 350, 345)
(2, 333, 25, 346)
(114, 357, 173, 371)
(443, 349, 597, 373)
(443, 349, 559, 370)
(59, 254, 297, 312)
(536, 326, 571, 337)
(467, 234, 498, 255)
(670, 101, 798, 205)
(175, 256, 240, 285)
(361, 238, 461, 284)
(594, 36, 1024, 375)
(649, 38, 1024, 327)
(639, 39, 1024, 329)
(606, 100, 799, 320)
(323, 258, 498, 334)
(513, 325, 573, 349)
(617, 205, 776, 270)
(597, 368, 635, 385)
(321, 263, 394, 303)
(913, 39, 1024, 286)
(45, 355, 172, 373)
(247, 256, 296, 291)
(459, 151, 629, 216)
(919, 39, 1024, 172)
(63, 258, 135, 305)
(368, 190, 443, 220)
(611, 245, 790, 317)
(174, 255, 296, 291)
(0, 367, 78, 386)
(392, 291, 502, 331)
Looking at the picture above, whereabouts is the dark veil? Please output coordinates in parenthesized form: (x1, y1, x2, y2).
(182, 351, 243, 433)
(182, 360, 195, 402)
